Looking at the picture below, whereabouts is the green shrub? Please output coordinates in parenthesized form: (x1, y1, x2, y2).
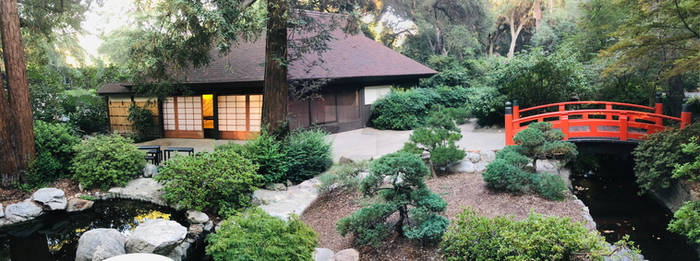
(370, 87, 469, 130)
(482, 159, 533, 193)
(668, 201, 700, 247)
(71, 135, 145, 190)
(535, 173, 568, 201)
(318, 161, 369, 193)
(495, 145, 530, 169)
(216, 130, 289, 184)
(156, 149, 263, 216)
(465, 86, 508, 127)
(403, 107, 465, 175)
(63, 90, 108, 134)
(284, 129, 333, 183)
(632, 124, 700, 194)
(26, 121, 81, 187)
(441, 207, 608, 261)
(672, 137, 700, 182)
(337, 152, 448, 247)
(206, 208, 318, 261)
(513, 122, 578, 168)
(127, 103, 156, 140)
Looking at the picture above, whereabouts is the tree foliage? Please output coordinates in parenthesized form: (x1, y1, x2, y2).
(337, 151, 449, 247)
(403, 107, 466, 174)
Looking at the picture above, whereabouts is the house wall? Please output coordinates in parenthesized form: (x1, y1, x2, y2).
(107, 96, 160, 137)
(288, 84, 367, 133)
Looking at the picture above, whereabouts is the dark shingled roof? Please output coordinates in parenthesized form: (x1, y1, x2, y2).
(98, 13, 436, 94)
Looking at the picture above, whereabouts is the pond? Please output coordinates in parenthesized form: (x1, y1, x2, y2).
(571, 153, 698, 261)
(0, 199, 190, 261)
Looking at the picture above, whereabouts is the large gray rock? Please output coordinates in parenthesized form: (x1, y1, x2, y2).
(108, 178, 165, 206)
(333, 248, 359, 261)
(67, 197, 95, 212)
(125, 219, 187, 255)
(32, 188, 67, 211)
(314, 248, 334, 261)
(4, 200, 42, 223)
(449, 160, 475, 173)
(186, 210, 209, 224)
(0, 203, 4, 218)
(254, 178, 321, 221)
(466, 152, 481, 163)
(104, 253, 173, 261)
(143, 164, 158, 178)
(479, 150, 496, 163)
(75, 228, 126, 261)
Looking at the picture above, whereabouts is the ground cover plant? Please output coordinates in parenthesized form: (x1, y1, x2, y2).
(71, 135, 145, 190)
(207, 208, 318, 261)
(337, 151, 449, 247)
(482, 122, 576, 200)
(403, 107, 465, 175)
(318, 160, 369, 194)
(441, 207, 609, 260)
(156, 148, 262, 216)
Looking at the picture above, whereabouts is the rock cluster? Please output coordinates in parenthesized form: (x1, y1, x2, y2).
(0, 187, 90, 226)
(252, 177, 320, 220)
(313, 248, 360, 261)
(449, 150, 497, 173)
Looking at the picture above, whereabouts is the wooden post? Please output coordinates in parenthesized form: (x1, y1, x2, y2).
(619, 115, 628, 141)
(655, 93, 663, 125)
(505, 102, 514, 146)
(681, 104, 692, 129)
(513, 100, 520, 120)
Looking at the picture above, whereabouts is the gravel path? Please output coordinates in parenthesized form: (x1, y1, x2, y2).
(301, 172, 585, 260)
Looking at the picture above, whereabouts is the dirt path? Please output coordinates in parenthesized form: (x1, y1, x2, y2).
(301, 172, 586, 260)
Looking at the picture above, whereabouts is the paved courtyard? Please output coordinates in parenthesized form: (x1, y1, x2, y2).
(138, 119, 506, 162)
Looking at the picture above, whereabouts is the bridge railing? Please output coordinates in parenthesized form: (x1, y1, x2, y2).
(505, 101, 692, 145)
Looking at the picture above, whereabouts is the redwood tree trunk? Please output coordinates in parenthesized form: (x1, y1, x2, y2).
(0, 81, 20, 186)
(0, 0, 34, 186)
(262, 0, 289, 132)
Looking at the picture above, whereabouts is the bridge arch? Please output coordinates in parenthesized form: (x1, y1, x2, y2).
(505, 101, 692, 146)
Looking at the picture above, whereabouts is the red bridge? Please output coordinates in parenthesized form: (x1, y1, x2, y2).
(505, 101, 692, 146)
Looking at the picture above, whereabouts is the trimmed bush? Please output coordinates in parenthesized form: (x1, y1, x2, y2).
(26, 121, 81, 187)
(285, 129, 333, 183)
(216, 130, 289, 184)
(482, 159, 533, 193)
(370, 87, 470, 130)
(535, 173, 568, 201)
(337, 152, 448, 247)
(156, 149, 263, 216)
(632, 123, 700, 194)
(206, 208, 318, 261)
(403, 107, 465, 175)
(441, 207, 608, 260)
(668, 201, 700, 247)
(71, 135, 145, 190)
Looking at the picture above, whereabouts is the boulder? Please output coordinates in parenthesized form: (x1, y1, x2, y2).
(31, 188, 67, 211)
(67, 198, 95, 212)
(203, 221, 214, 232)
(125, 219, 187, 255)
(467, 152, 481, 163)
(186, 210, 209, 224)
(104, 253, 173, 261)
(143, 164, 158, 178)
(167, 241, 190, 261)
(108, 178, 166, 206)
(75, 228, 126, 261)
(333, 248, 359, 261)
(475, 162, 487, 173)
(449, 161, 475, 174)
(479, 150, 496, 163)
(338, 157, 354, 165)
(4, 200, 42, 223)
(313, 248, 334, 261)
(0, 203, 4, 218)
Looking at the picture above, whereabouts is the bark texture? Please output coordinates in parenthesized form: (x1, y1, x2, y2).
(0, 0, 34, 186)
(262, 0, 289, 132)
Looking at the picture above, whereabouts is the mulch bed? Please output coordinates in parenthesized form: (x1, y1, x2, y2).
(0, 179, 96, 207)
(301, 172, 586, 260)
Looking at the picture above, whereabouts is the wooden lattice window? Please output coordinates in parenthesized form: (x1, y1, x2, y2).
(176, 96, 202, 131)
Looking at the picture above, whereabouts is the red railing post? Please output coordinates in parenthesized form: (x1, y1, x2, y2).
(505, 102, 514, 146)
(619, 115, 628, 141)
(655, 93, 663, 125)
(681, 104, 692, 129)
(513, 100, 519, 120)
(605, 103, 613, 120)
(561, 114, 569, 140)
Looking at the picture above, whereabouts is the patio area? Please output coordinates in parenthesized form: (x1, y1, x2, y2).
(137, 119, 506, 163)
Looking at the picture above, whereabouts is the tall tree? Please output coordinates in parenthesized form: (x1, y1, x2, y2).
(491, 0, 535, 58)
(602, 0, 699, 115)
(263, 0, 290, 130)
(0, 0, 35, 186)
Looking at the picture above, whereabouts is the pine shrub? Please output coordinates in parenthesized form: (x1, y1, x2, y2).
(71, 135, 145, 190)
